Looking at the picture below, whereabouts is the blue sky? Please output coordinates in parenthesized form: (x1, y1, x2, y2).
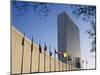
(12, 1, 96, 69)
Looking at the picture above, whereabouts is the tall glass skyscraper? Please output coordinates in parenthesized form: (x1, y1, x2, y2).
(57, 12, 81, 67)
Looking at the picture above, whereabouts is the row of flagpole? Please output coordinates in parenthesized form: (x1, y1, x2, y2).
(20, 33, 88, 74)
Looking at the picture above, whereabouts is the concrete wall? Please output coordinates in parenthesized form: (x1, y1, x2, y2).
(11, 26, 77, 74)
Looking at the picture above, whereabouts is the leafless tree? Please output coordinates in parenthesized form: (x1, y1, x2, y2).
(72, 5, 96, 52)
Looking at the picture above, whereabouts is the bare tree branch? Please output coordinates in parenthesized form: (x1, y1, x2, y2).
(71, 5, 96, 52)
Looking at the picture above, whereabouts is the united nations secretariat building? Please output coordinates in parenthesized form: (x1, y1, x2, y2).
(58, 12, 81, 68)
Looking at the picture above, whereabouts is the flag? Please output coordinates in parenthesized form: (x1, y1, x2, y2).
(58, 51, 61, 55)
(75, 57, 81, 68)
(49, 46, 52, 56)
(58, 51, 60, 57)
(54, 49, 57, 54)
(76, 57, 80, 63)
(22, 33, 25, 46)
(44, 43, 47, 51)
(58, 51, 63, 56)
(31, 37, 33, 52)
(82, 60, 84, 63)
(68, 56, 72, 61)
(39, 44, 42, 53)
(49, 51, 52, 56)
(86, 60, 88, 64)
(63, 52, 68, 58)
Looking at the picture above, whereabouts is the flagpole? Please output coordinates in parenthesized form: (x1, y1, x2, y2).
(38, 50, 40, 72)
(70, 57, 72, 70)
(68, 56, 70, 70)
(82, 60, 84, 69)
(21, 42, 24, 74)
(86, 60, 88, 69)
(62, 57, 63, 71)
(50, 54, 51, 72)
(69, 61, 70, 70)
(66, 57, 67, 71)
(21, 33, 25, 74)
(54, 49, 56, 72)
(63, 59, 64, 71)
(58, 54, 60, 71)
(59, 56, 61, 71)
(38, 41, 42, 72)
(44, 43, 47, 72)
(44, 51, 45, 72)
(54, 53, 56, 71)
(59, 56, 60, 71)
(64, 59, 65, 71)
(30, 49, 33, 73)
(49, 46, 51, 72)
(30, 37, 33, 73)
(63, 58, 64, 71)
(72, 56, 74, 70)
(62, 57, 64, 71)
(73, 56, 75, 70)
(62, 52, 64, 71)
(70, 55, 72, 70)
